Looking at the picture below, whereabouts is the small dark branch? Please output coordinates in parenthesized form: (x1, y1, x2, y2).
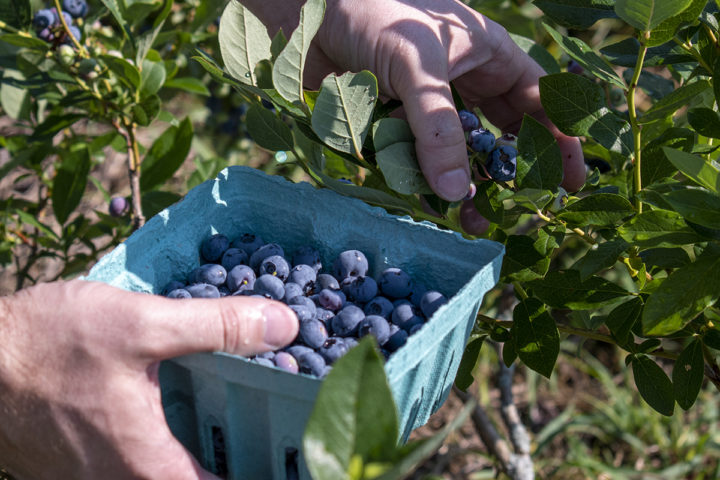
(453, 387, 513, 466)
(113, 119, 145, 230)
(498, 362, 530, 455)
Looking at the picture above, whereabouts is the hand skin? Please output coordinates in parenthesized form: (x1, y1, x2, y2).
(240, 0, 586, 205)
(0, 280, 298, 480)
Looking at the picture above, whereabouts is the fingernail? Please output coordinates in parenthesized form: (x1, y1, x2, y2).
(436, 168, 470, 201)
(263, 303, 298, 349)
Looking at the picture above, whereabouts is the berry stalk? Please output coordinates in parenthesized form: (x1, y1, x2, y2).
(626, 32, 648, 214)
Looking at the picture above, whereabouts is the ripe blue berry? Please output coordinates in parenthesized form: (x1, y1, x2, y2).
(333, 250, 369, 280)
(201, 234, 230, 262)
(358, 315, 391, 345)
(162, 280, 186, 296)
(341, 276, 378, 303)
(274, 352, 299, 374)
(384, 325, 408, 352)
(468, 128, 496, 154)
(420, 290, 448, 318)
(226, 265, 255, 293)
(299, 319, 328, 349)
(292, 245, 322, 272)
(38, 28, 54, 42)
(167, 288, 191, 299)
(65, 26, 81, 44)
(285, 345, 313, 362)
(331, 305, 365, 337)
(318, 337, 349, 364)
(363, 296, 394, 319)
(284, 282, 304, 301)
(318, 288, 345, 312)
(298, 351, 326, 377)
(378, 267, 413, 299)
(287, 295, 317, 317)
(486, 146, 517, 182)
(249, 243, 284, 271)
(63, 0, 88, 18)
(289, 304, 315, 323)
(567, 60, 584, 75)
(316, 273, 340, 291)
(315, 308, 335, 323)
(391, 301, 424, 331)
(410, 283, 428, 307)
(221, 248, 248, 271)
(253, 357, 275, 368)
(458, 110, 480, 132)
(260, 255, 290, 281)
(33, 9, 55, 30)
(185, 283, 220, 298)
(189, 264, 227, 287)
(109, 197, 129, 217)
(287, 264, 316, 292)
(231, 233, 264, 256)
(254, 274, 285, 300)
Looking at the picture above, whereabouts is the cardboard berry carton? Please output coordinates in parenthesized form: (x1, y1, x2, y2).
(85, 166, 504, 479)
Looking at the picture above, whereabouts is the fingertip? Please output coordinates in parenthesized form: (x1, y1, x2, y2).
(261, 301, 299, 351)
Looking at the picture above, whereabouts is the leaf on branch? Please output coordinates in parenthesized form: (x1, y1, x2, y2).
(512, 298, 560, 378)
(527, 270, 628, 309)
(614, 0, 692, 32)
(673, 339, 704, 410)
(219, 0, 271, 86)
(631, 354, 675, 416)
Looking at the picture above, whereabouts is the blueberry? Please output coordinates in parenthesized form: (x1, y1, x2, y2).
(254, 274, 285, 300)
(383, 325, 408, 352)
(409, 283, 428, 307)
(231, 233, 264, 256)
(289, 304, 315, 323)
(409, 323, 424, 335)
(378, 267, 413, 299)
(363, 296, 394, 319)
(167, 288, 191, 299)
(284, 282, 304, 301)
(63, 0, 88, 18)
(315, 273, 340, 291)
(486, 146, 517, 182)
(252, 357, 275, 368)
(201, 234, 230, 262)
(287, 264, 316, 292)
(189, 263, 227, 287)
(274, 351, 299, 374)
(333, 250, 369, 280)
(221, 248, 248, 271)
(318, 288, 345, 312)
(358, 315, 391, 345)
(218, 285, 230, 297)
(226, 265, 256, 293)
(331, 305, 365, 337)
(299, 319, 328, 349)
(318, 337, 349, 364)
(249, 243, 284, 271)
(298, 351, 326, 377)
(259, 255, 290, 281)
(343, 337, 359, 350)
(468, 128, 496, 154)
(420, 290, 448, 318)
(391, 301, 424, 331)
(38, 28, 54, 41)
(458, 109, 480, 132)
(292, 245, 322, 272)
(185, 283, 220, 298)
(341, 276, 378, 303)
(109, 197, 129, 217)
(287, 295, 317, 317)
(33, 9, 55, 30)
(65, 26, 81, 44)
(285, 345, 314, 361)
(257, 351, 275, 360)
(162, 280, 186, 296)
(567, 59, 584, 75)
(315, 308, 335, 323)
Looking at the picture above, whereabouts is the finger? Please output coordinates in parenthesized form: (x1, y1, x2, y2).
(388, 33, 470, 201)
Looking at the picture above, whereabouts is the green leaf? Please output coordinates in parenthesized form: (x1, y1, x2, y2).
(557, 193, 635, 227)
(140, 117, 193, 192)
(516, 114, 563, 192)
(640, 80, 712, 124)
(618, 209, 704, 248)
(501, 235, 551, 282)
(642, 250, 720, 336)
(139, 59, 166, 98)
(601, 39, 692, 67)
(615, 0, 692, 31)
(472, 181, 505, 224)
(640, 247, 691, 269)
(270, 28, 288, 61)
(663, 188, 720, 230)
(0, 33, 48, 49)
(688, 107, 720, 139)
(632, 355, 675, 416)
(533, 0, 617, 29)
(136, 0, 173, 65)
(311, 71, 378, 158)
(303, 338, 397, 480)
(539, 73, 633, 155)
(647, 0, 707, 46)
(512, 298, 560, 378)
(372, 118, 414, 152)
(98, 0, 132, 40)
(219, 0, 271, 86)
(52, 146, 91, 225)
(0, 69, 30, 120)
(605, 297, 643, 346)
(375, 142, 432, 195)
(101, 54, 141, 90)
(132, 94, 161, 127)
(455, 336, 485, 391)
(543, 24, 624, 88)
(163, 77, 210, 96)
(673, 339, 704, 410)
(0, 0, 30, 29)
(662, 147, 720, 192)
(527, 270, 628, 309)
(245, 103, 294, 151)
(272, 0, 325, 104)
(571, 239, 629, 280)
(508, 33, 560, 74)
(31, 113, 85, 141)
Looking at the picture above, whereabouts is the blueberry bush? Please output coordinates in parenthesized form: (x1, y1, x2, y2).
(2, 0, 720, 478)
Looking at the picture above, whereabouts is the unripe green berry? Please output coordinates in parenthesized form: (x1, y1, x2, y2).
(57, 44, 75, 66)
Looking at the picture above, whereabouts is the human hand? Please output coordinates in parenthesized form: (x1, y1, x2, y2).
(0, 280, 298, 480)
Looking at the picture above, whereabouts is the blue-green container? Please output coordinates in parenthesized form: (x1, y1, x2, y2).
(85, 167, 504, 480)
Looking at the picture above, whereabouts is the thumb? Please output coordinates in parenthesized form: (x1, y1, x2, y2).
(390, 42, 470, 201)
(98, 284, 299, 361)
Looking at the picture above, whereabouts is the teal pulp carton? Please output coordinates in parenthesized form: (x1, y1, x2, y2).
(85, 166, 504, 479)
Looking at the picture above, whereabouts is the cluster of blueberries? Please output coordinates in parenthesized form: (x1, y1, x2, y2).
(160, 233, 449, 378)
(32, 0, 88, 44)
(458, 109, 518, 182)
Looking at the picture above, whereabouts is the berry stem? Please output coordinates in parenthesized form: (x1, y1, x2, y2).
(52, 0, 89, 57)
(626, 31, 648, 214)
